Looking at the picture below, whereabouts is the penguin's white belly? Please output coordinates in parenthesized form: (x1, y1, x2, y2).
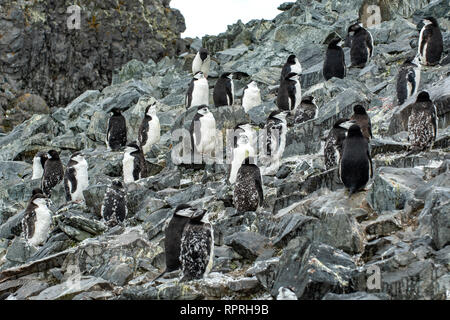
(123, 153, 135, 183)
(71, 162, 89, 201)
(242, 89, 262, 112)
(29, 206, 52, 247)
(197, 116, 216, 155)
(192, 79, 209, 107)
(229, 144, 255, 184)
(142, 119, 161, 154)
(32, 159, 44, 180)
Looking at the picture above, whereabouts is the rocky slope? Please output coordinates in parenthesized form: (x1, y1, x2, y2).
(0, 0, 449, 300)
(0, 0, 186, 131)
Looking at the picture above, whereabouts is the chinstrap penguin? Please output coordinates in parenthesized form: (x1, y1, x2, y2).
(123, 142, 147, 184)
(180, 209, 214, 281)
(346, 23, 374, 68)
(242, 81, 262, 113)
(323, 38, 346, 80)
(260, 111, 288, 176)
(407, 91, 437, 153)
(41, 150, 64, 197)
(101, 179, 127, 226)
(339, 124, 373, 196)
(418, 17, 443, 66)
(397, 56, 421, 106)
(192, 48, 211, 78)
(139, 103, 160, 155)
(107, 108, 127, 151)
(350, 105, 373, 141)
(213, 72, 234, 107)
(233, 156, 264, 213)
(31, 151, 48, 180)
(186, 71, 209, 109)
(281, 55, 302, 81)
(64, 152, 89, 202)
(22, 190, 52, 247)
(189, 105, 217, 164)
(277, 72, 302, 113)
(228, 123, 257, 184)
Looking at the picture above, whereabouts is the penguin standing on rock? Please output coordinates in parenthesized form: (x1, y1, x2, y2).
(213, 72, 234, 107)
(123, 142, 147, 184)
(350, 105, 372, 141)
(277, 72, 301, 113)
(323, 38, 346, 80)
(418, 17, 443, 66)
(156, 204, 196, 280)
(346, 23, 374, 68)
(397, 56, 421, 106)
(101, 179, 127, 226)
(192, 48, 211, 78)
(228, 123, 257, 184)
(41, 150, 64, 197)
(139, 103, 160, 155)
(281, 55, 302, 81)
(31, 152, 48, 180)
(190, 105, 217, 164)
(107, 108, 127, 151)
(339, 124, 373, 196)
(180, 209, 214, 281)
(294, 96, 318, 124)
(22, 189, 52, 247)
(407, 91, 437, 153)
(64, 152, 89, 202)
(234, 156, 264, 213)
(242, 81, 262, 113)
(186, 72, 209, 109)
(324, 118, 349, 170)
(260, 111, 288, 176)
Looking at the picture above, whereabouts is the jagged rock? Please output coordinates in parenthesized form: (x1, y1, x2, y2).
(225, 232, 270, 261)
(271, 238, 358, 299)
(364, 211, 403, 239)
(5, 280, 49, 300)
(367, 167, 425, 213)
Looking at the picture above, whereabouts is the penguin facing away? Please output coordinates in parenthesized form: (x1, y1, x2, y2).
(324, 118, 350, 170)
(189, 105, 217, 162)
(180, 209, 214, 281)
(407, 91, 437, 153)
(277, 72, 302, 113)
(347, 23, 374, 68)
(397, 56, 421, 106)
(139, 104, 160, 155)
(418, 17, 443, 66)
(123, 142, 147, 184)
(242, 81, 262, 113)
(32, 152, 48, 180)
(186, 71, 209, 109)
(192, 48, 211, 78)
(323, 38, 346, 80)
(163, 204, 196, 275)
(213, 72, 234, 107)
(107, 108, 127, 151)
(22, 190, 52, 247)
(339, 124, 373, 196)
(350, 105, 372, 141)
(294, 95, 318, 124)
(281, 55, 302, 81)
(228, 123, 257, 184)
(234, 156, 264, 213)
(64, 152, 89, 202)
(101, 179, 127, 226)
(41, 150, 64, 197)
(260, 111, 288, 176)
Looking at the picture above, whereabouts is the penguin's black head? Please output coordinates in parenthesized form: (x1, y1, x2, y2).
(47, 150, 60, 160)
(111, 108, 122, 116)
(199, 48, 209, 61)
(30, 192, 47, 203)
(347, 124, 364, 138)
(197, 105, 210, 116)
(348, 23, 363, 34)
(302, 96, 315, 104)
(416, 91, 431, 102)
(242, 156, 257, 166)
(193, 71, 205, 80)
(353, 105, 367, 115)
(111, 179, 124, 189)
(287, 55, 297, 64)
(32, 188, 44, 196)
(221, 72, 233, 79)
(329, 38, 343, 48)
(423, 17, 438, 26)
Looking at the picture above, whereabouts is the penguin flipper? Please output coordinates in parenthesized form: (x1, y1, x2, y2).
(22, 210, 37, 240)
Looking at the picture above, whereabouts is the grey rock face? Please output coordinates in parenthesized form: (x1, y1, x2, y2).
(0, 0, 186, 110)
